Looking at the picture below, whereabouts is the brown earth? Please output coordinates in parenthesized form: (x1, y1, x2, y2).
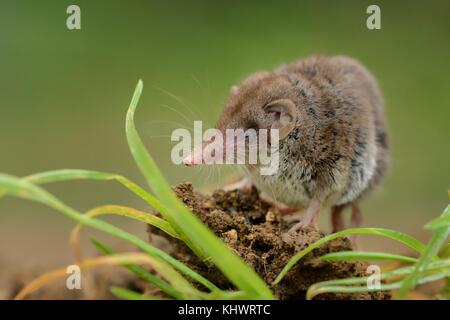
(148, 183, 390, 300)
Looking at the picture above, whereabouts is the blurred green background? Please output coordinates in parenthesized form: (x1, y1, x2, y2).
(0, 0, 449, 266)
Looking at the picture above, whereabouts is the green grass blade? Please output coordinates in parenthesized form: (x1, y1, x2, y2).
(273, 227, 427, 285)
(320, 251, 418, 264)
(22, 169, 212, 239)
(307, 269, 450, 300)
(24, 169, 120, 185)
(426, 215, 450, 230)
(78, 205, 179, 239)
(111, 287, 168, 300)
(125, 80, 208, 258)
(399, 204, 450, 298)
(308, 259, 450, 288)
(2, 169, 169, 219)
(4, 169, 181, 238)
(425, 204, 450, 230)
(125, 80, 273, 299)
(306, 259, 450, 299)
(307, 283, 397, 299)
(91, 238, 183, 299)
(0, 173, 218, 293)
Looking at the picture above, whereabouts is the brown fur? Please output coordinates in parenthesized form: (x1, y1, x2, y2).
(215, 55, 389, 213)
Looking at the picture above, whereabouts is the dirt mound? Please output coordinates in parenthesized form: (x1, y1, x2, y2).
(148, 183, 389, 300)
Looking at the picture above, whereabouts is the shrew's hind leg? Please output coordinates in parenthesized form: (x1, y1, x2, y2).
(350, 203, 363, 228)
(331, 204, 347, 233)
(349, 202, 363, 249)
(289, 199, 322, 233)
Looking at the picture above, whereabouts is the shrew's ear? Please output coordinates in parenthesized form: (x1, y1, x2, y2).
(263, 99, 297, 139)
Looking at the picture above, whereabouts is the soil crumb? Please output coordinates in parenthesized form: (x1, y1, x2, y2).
(148, 183, 390, 300)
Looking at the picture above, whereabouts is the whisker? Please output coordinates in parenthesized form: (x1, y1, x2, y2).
(153, 86, 197, 117)
(146, 120, 191, 131)
(153, 86, 213, 128)
(160, 104, 193, 126)
(191, 74, 205, 92)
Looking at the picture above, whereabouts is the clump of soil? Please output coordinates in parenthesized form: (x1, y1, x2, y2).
(148, 183, 390, 300)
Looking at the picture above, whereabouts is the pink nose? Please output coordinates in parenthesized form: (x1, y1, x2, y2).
(183, 155, 194, 167)
(182, 147, 204, 166)
(182, 154, 196, 166)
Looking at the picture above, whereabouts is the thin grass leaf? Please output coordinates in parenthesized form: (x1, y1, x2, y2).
(2, 169, 175, 228)
(425, 204, 450, 230)
(69, 205, 179, 263)
(320, 251, 418, 264)
(306, 259, 450, 299)
(307, 269, 450, 300)
(273, 227, 427, 285)
(111, 287, 168, 300)
(399, 204, 450, 298)
(307, 283, 397, 299)
(91, 238, 183, 299)
(11, 167, 211, 268)
(125, 80, 273, 299)
(125, 81, 209, 259)
(73, 205, 178, 241)
(0, 173, 218, 293)
(11, 170, 181, 262)
(309, 259, 450, 288)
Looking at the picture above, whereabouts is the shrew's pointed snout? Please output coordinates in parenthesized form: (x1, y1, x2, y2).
(182, 145, 205, 166)
(182, 154, 195, 166)
(182, 138, 225, 166)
